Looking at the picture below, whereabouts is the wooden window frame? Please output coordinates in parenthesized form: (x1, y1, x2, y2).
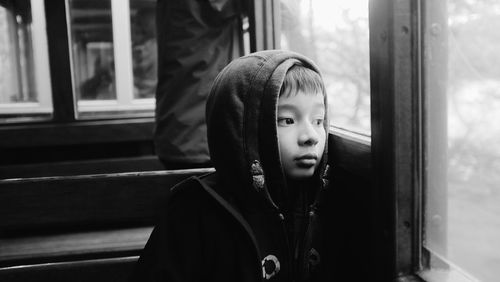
(370, 0, 459, 281)
(370, 0, 426, 280)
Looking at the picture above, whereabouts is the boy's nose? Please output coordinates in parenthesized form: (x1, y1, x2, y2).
(298, 123, 319, 146)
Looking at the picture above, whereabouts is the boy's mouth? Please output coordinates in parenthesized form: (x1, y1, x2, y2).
(295, 154, 318, 168)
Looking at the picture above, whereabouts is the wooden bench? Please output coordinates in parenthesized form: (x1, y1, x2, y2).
(0, 168, 214, 281)
(0, 256, 139, 282)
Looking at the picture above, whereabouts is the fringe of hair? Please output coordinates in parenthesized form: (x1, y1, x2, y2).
(279, 64, 326, 98)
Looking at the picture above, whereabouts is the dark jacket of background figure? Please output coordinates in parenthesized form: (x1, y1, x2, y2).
(154, 0, 246, 167)
(133, 51, 373, 281)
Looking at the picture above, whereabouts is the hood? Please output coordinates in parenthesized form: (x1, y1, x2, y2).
(206, 50, 329, 214)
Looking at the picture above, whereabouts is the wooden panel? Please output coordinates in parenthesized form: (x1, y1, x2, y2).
(0, 156, 164, 179)
(0, 118, 154, 148)
(328, 130, 371, 179)
(44, 0, 75, 122)
(0, 256, 138, 282)
(0, 227, 151, 267)
(0, 168, 214, 232)
(369, 0, 424, 279)
(369, 0, 396, 280)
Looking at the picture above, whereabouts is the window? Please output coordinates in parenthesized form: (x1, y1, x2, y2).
(67, 0, 156, 119)
(0, 0, 156, 122)
(369, 0, 500, 281)
(0, 0, 158, 168)
(423, 1, 500, 281)
(278, 0, 370, 135)
(0, 0, 52, 122)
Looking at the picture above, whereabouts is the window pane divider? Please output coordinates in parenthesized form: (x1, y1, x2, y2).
(111, 0, 134, 105)
(44, 0, 75, 122)
(32, 0, 53, 111)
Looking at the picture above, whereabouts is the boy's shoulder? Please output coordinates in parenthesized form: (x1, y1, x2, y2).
(167, 171, 223, 212)
(169, 171, 215, 198)
(166, 171, 240, 223)
(170, 170, 216, 193)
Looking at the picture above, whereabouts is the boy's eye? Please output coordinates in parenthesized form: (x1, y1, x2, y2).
(314, 119, 324, 126)
(277, 117, 294, 126)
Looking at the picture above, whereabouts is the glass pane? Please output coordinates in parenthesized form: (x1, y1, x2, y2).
(425, 1, 500, 281)
(279, 0, 370, 135)
(0, 1, 52, 121)
(68, 0, 155, 119)
(130, 0, 157, 99)
(68, 0, 116, 101)
(0, 8, 22, 103)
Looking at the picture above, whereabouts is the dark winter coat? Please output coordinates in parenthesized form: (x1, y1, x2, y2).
(132, 51, 371, 282)
(154, 0, 245, 165)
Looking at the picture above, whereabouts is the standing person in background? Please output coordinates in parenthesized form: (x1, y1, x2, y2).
(154, 0, 247, 169)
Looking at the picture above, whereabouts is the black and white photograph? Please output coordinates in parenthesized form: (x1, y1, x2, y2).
(0, 0, 499, 281)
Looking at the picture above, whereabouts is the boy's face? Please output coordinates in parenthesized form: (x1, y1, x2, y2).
(277, 91, 326, 180)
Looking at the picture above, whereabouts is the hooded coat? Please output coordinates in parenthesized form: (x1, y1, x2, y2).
(132, 51, 351, 282)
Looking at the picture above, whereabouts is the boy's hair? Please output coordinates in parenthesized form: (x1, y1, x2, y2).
(280, 64, 326, 98)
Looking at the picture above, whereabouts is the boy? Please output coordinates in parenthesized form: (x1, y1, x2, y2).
(132, 50, 332, 281)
